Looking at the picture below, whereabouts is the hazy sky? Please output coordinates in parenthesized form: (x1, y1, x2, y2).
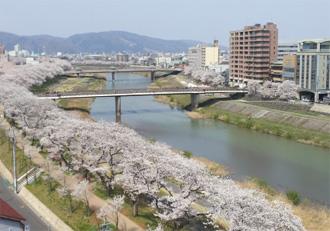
(1, 0, 329, 44)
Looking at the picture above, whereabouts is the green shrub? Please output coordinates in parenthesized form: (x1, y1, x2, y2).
(285, 132, 293, 139)
(286, 191, 301, 205)
(245, 117, 254, 129)
(183, 151, 193, 158)
(222, 114, 230, 123)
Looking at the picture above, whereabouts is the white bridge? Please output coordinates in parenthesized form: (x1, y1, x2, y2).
(39, 87, 248, 122)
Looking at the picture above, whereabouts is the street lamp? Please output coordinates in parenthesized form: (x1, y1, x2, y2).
(9, 127, 17, 193)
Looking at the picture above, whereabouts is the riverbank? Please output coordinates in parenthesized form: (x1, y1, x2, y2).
(196, 103, 330, 148)
(152, 76, 330, 149)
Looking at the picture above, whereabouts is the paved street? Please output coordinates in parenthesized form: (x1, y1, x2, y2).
(0, 177, 49, 231)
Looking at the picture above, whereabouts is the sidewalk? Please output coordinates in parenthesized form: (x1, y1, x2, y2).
(0, 105, 144, 231)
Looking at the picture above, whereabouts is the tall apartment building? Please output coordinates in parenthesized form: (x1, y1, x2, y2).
(230, 23, 278, 83)
(277, 43, 298, 61)
(187, 40, 219, 69)
(297, 39, 330, 101)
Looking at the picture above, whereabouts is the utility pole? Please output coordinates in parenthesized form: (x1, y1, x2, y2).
(10, 127, 17, 193)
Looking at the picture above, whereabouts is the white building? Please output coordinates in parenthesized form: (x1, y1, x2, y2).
(187, 40, 219, 69)
(297, 39, 330, 102)
(155, 56, 172, 68)
(8, 44, 30, 57)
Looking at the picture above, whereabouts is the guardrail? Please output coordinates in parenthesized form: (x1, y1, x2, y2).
(38, 87, 248, 98)
(17, 167, 43, 192)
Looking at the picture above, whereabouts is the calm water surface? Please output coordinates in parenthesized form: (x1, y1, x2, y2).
(91, 73, 330, 205)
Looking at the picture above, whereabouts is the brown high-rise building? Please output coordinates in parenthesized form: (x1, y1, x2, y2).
(230, 23, 278, 83)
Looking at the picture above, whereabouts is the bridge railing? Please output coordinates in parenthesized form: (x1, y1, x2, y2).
(64, 68, 183, 75)
(39, 87, 245, 97)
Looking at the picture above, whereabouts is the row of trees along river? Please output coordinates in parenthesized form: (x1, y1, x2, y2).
(90, 73, 330, 206)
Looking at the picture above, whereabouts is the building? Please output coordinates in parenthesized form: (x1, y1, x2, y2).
(0, 198, 26, 231)
(116, 53, 129, 62)
(229, 23, 278, 83)
(297, 39, 330, 102)
(187, 40, 219, 69)
(8, 44, 30, 57)
(277, 43, 298, 61)
(282, 55, 298, 81)
(270, 61, 283, 82)
(202, 40, 219, 68)
(187, 46, 202, 68)
(155, 56, 172, 68)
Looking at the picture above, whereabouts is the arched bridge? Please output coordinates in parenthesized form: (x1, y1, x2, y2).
(64, 68, 183, 81)
(38, 87, 248, 123)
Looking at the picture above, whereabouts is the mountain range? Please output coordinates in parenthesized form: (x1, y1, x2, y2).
(0, 31, 202, 54)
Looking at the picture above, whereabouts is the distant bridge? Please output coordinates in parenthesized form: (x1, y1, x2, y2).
(64, 68, 183, 81)
(39, 87, 247, 123)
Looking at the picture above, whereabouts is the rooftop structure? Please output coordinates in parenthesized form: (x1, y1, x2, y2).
(0, 198, 26, 231)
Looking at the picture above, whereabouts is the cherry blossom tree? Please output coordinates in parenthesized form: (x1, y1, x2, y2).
(0, 60, 306, 231)
(247, 80, 299, 100)
(184, 66, 225, 87)
(72, 179, 90, 215)
(110, 195, 125, 229)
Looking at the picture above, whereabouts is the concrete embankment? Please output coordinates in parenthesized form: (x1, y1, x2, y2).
(213, 101, 330, 134)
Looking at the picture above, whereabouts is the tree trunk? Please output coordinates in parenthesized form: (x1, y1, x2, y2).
(115, 213, 119, 229)
(68, 195, 73, 213)
(132, 199, 139, 217)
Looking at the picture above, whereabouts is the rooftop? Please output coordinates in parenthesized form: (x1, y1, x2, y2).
(0, 198, 26, 222)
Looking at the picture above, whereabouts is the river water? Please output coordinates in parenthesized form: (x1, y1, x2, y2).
(91, 73, 330, 205)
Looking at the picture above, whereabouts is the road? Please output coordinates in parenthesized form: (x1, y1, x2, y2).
(0, 177, 49, 231)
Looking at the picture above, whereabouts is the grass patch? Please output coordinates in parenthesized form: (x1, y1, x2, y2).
(26, 175, 103, 231)
(250, 178, 277, 197)
(286, 191, 301, 205)
(197, 106, 330, 149)
(183, 150, 193, 158)
(30, 76, 66, 93)
(0, 128, 34, 177)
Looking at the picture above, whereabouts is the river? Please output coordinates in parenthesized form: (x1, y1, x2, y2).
(90, 73, 330, 205)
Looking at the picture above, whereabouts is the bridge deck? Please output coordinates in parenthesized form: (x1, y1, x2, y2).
(65, 68, 182, 75)
(38, 87, 248, 100)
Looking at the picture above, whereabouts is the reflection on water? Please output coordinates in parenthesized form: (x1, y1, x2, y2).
(91, 73, 330, 205)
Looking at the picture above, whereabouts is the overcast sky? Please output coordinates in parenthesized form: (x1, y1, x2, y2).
(1, 0, 329, 44)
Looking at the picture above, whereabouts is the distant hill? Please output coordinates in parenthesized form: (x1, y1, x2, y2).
(0, 31, 201, 54)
